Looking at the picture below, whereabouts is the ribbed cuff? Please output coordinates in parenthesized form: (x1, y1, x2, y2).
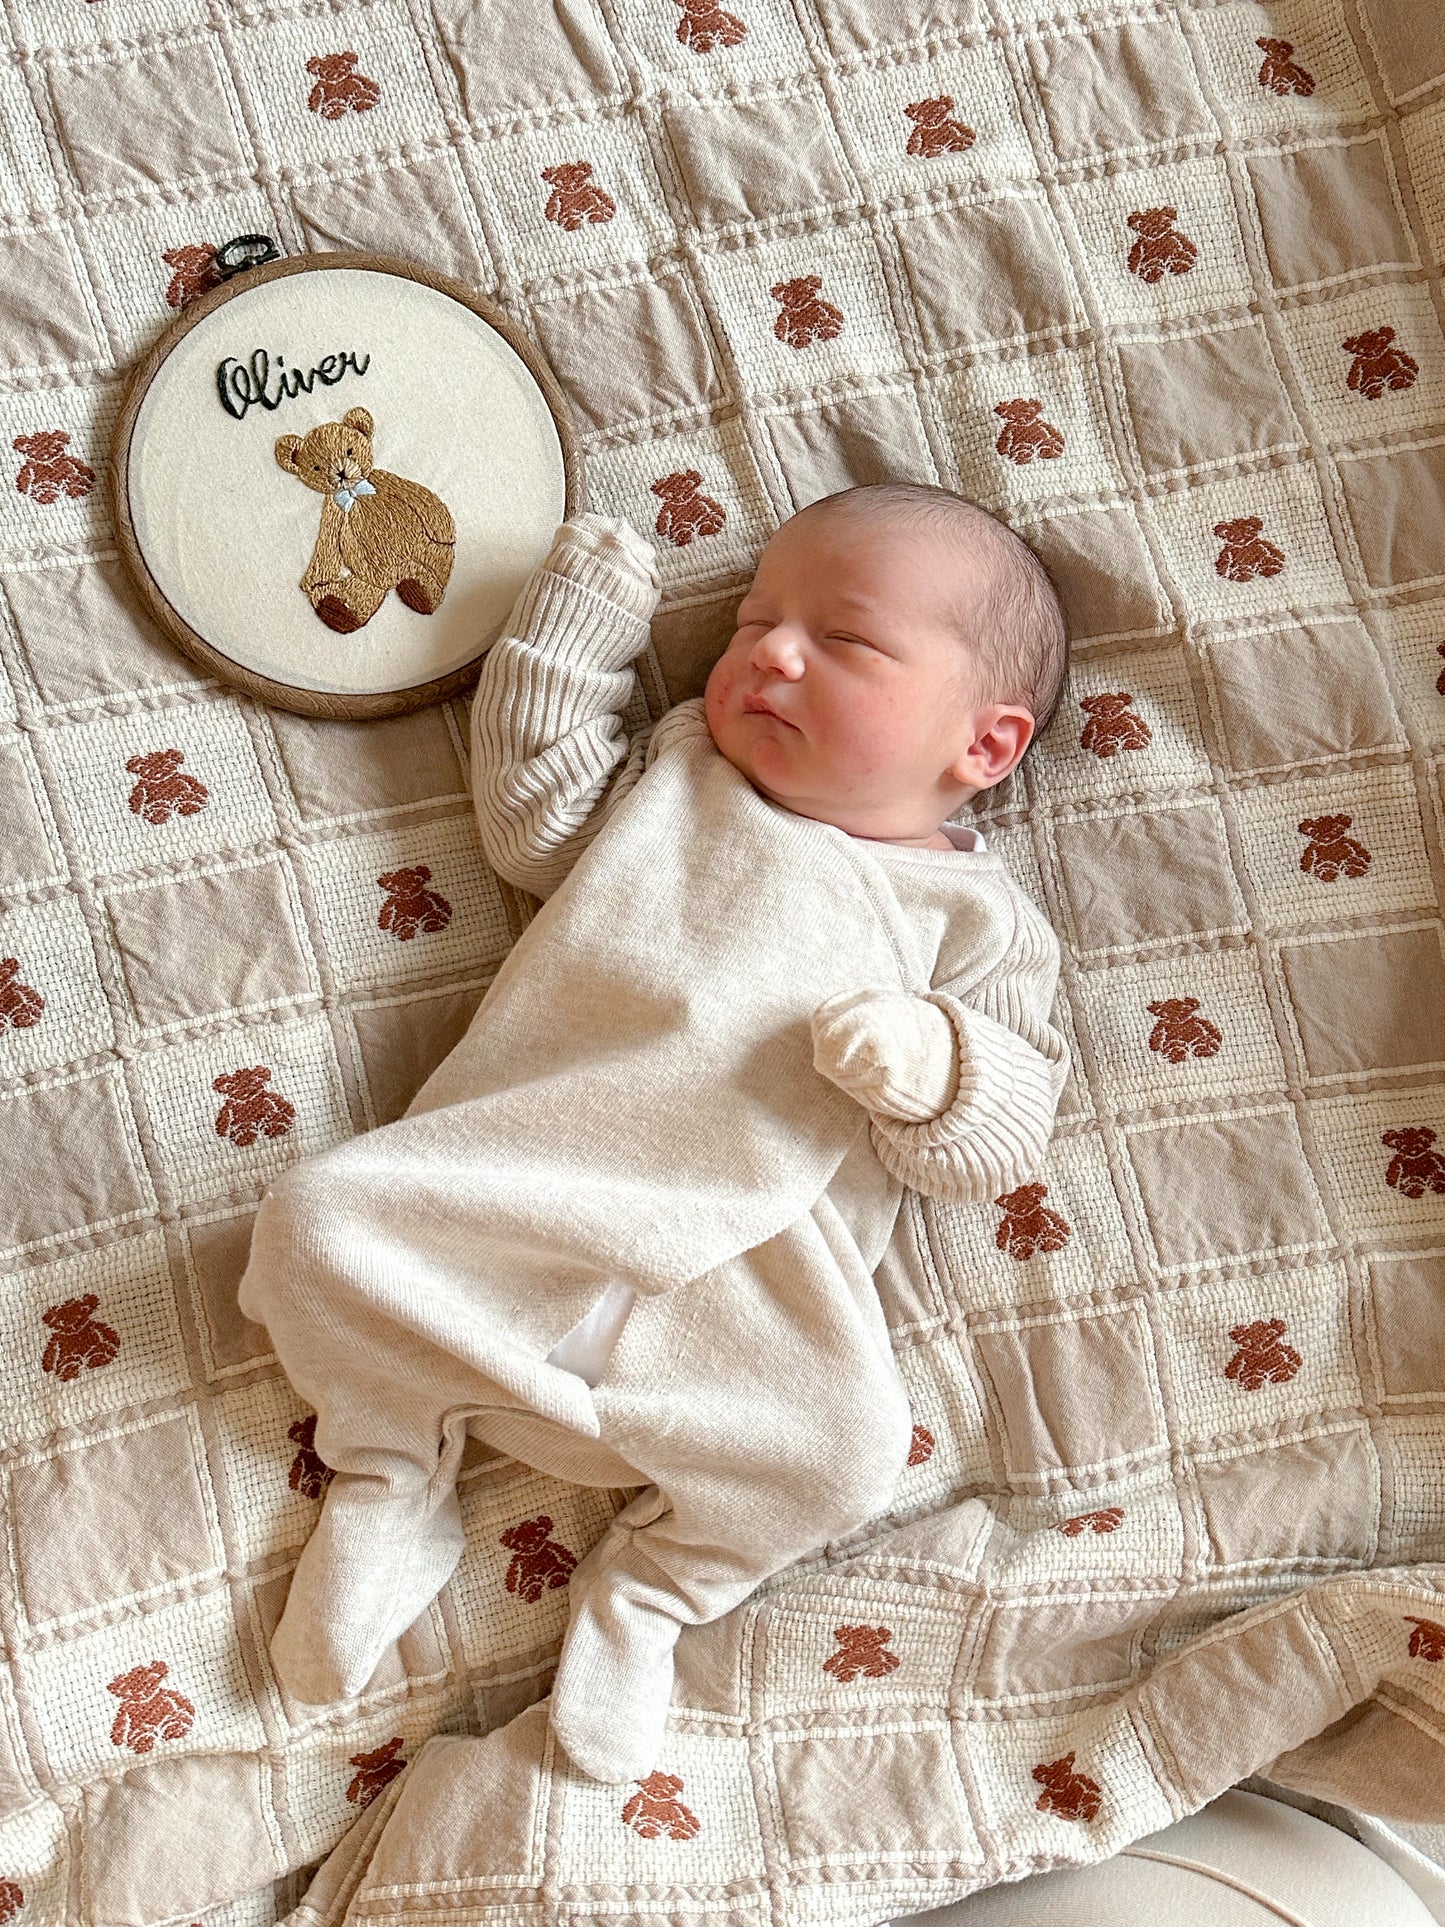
(509, 569, 654, 674)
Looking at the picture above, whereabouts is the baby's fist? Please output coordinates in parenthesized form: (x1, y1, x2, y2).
(811, 989, 959, 1124)
(540, 514, 660, 617)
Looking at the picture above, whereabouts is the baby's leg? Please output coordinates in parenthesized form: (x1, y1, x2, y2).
(550, 1197, 912, 1782)
(240, 1141, 606, 1706)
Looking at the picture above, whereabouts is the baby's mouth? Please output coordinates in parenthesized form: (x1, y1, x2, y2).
(741, 693, 798, 728)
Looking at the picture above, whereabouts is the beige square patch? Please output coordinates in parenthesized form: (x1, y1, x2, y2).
(1028, 19, 1215, 162)
(0, 1068, 155, 1261)
(926, 1127, 1134, 1314)
(1148, 463, 1350, 622)
(1355, 0, 1445, 103)
(701, 225, 905, 394)
(533, 268, 726, 434)
(4, 558, 199, 709)
(760, 388, 940, 522)
(352, 983, 487, 1129)
(974, 1592, 1163, 1702)
(1032, 647, 1212, 807)
(1370, 1253, 1445, 1401)
(268, 704, 464, 825)
(1073, 943, 1286, 1112)
(11, 1410, 221, 1626)
(586, 415, 775, 591)
(1195, 1427, 1379, 1569)
(1281, 924, 1445, 1081)
(1310, 1089, 1445, 1243)
(1338, 443, 1445, 591)
(0, 227, 104, 376)
(179, 1207, 270, 1378)
(106, 855, 318, 1033)
(1125, 1104, 1333, 1273)
(1066, 157, 1253, 326)
(1153, 1261, 1360, 1445)
(48, 41, 251, 195)
(665, 89, 852, 230)
(941, 345, 1121, 514)
(301, 816, 510, 994)
(896, 193, 1083, 355)
(1117, 318, 1302, 475)
(0, 1231, 188, 1448)
(428, 0, 621, 117)
(1247, 135, 1417, 291)
(649, 592, 745, 704)
(973, 1301, 1168, 1482)
(1231, 765, 1435, 932)
(832, 40, 1035, 199)
(1206, 617, 1404, 776)
(1279, 284, 1445, 448)
(774, 1725, 980, 1867)
(0, 892, 114, 1082)
(81, 1752, 284, 1918)
(1023, 502, 1170, 642)
(134, 1011, 352, 1201)
(816, 0, 983, 52)
(292, 151, 494, 295)
(0, 735, 61, 889)
(1051, 799, 1248, 957)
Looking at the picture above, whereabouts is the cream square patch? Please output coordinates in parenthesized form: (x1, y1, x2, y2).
(893, 1329, 994, 1505)
(1280, 283, 1445, 447)
(967, 1703, 1173, 1862)
(584, 417, 775, 595)
(0, 891, 113, 1079)
(1065, 157, 1253, 326)
(134, 1012, 352, 1200)
(1309, 1090, 1445, 1243)
(1379, 598, 1445, 747)
(0, 1065, 158, 1264)
(0, 1231, 188, 1449)
(480, 114, 673, 285)
(760, 1585, 963, 1719)
(833, 40, 1035, 200)
(940, 344, 1122, 515)
(1154, 1260, 1360, 1446)
(3, 384, 114, 568)
(46, 704, 277, 882)
(604, 0, 809, 88)
(1145, 463, 1350, 624)
(978, 1481, 1186, 1593)
(215, 1375, 321, 1566)
(301, 815, 509, 994)
(700, 225, 905, 398)
(1231, 764, 1435, 931)
(1031, 647, 1212, 808)
(1073, 943, 1286, 1113)
(773, 1722, 981, 1870)
(1190, 0, 1375, 140)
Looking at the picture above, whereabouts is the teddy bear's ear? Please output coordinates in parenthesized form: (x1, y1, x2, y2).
(342, 406, 374, 437)
(274, 434, 302, 473)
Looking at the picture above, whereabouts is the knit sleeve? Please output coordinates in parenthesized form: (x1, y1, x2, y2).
(867, 894, 1069, 1205)
(470, 517, 663, 901)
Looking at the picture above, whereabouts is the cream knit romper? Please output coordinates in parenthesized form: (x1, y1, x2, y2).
(239, 518, 1068, 1782)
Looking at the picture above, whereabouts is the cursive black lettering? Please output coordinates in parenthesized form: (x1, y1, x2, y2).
(214, 346, 370, 419)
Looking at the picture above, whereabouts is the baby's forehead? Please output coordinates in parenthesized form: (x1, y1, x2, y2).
(759, 501, 989, 603)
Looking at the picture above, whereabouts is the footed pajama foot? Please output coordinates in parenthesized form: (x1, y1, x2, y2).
(270, 1474, 464, 1704)
(550, 1523, 682, 1784)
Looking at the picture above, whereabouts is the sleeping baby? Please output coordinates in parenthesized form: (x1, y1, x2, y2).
(238, 482, 1071, 1784)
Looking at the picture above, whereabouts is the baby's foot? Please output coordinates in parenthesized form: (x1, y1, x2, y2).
(540, 515, 660, 619)
(550, 1537, 680, 1784)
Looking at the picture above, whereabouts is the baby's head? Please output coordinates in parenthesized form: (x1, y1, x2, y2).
(704, 483, 1067, 844)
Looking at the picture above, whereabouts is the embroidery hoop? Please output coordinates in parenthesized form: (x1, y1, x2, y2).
(112, 252, 583, 720)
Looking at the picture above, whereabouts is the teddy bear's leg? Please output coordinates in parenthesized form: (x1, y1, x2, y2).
(395, 541, 454, 616)
(312, 575, 390, 634)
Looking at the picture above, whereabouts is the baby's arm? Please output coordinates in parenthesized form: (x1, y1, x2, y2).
(812, 897, 1068, 1205)
(471, 516, 662, 899)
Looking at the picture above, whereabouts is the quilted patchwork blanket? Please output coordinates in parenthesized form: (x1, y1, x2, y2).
(1, 0, 1444, 1921)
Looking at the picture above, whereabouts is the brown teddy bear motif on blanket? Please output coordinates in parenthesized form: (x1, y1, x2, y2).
(275, 407, 455, 635)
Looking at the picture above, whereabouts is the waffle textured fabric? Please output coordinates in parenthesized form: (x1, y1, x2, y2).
(0, 0, 1443, 1922)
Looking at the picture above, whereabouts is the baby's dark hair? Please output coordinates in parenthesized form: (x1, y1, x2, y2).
(797, 483, 1070, 734)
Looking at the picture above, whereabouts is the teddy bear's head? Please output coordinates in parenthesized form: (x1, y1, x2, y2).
(1214, 517, 1263, 542)
(1343, 327, 1395, 357)
(904, 95, 953, 125)
(1298, 814, 1350, 841)
(1383, 1127, 1437, 1156)
(995, 399, 1043, 425)
(43, 1295, 99, 1333)
(500, 1516, 554, 1553)
(541, 162, 592, 191)
(109, 1661, 168, 1701)
(1148, 998, 1200, 1020)
(1080, 692, 1133, 719)
(213, 1067, 272, 1101)
(1127, 206, 1177, 237)
(651, 470, 702, 503)
(275, 408, 374, 495)
(771, 275, 821, 307)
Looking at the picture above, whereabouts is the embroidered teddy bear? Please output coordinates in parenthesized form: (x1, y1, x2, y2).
(275, 407, 455, 635)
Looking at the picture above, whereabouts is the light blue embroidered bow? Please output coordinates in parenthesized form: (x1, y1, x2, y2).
(332, 477, 376, 511)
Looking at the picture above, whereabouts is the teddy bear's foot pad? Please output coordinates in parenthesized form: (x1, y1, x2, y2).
(396, 579, 439, 614)
(315, 596, 367, 635)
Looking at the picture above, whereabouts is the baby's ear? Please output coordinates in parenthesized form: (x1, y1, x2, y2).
(342, 406, 373, 437)
(274, 434, 301, 473)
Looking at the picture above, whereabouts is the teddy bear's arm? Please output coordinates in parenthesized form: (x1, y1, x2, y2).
(300, 500, 347, 594)
(373, 471, 456, 547)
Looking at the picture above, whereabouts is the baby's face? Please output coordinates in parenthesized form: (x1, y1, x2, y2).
(704, 509, 1026, 843)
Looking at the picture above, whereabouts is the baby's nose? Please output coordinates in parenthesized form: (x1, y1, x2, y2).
(750, 624, 806, 678)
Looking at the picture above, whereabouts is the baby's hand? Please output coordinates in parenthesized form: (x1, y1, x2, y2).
(810, 989, 959, 1124)
(540, 514, 660, 613)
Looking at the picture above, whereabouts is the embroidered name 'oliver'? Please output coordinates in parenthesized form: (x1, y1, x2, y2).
(217, 348, 369, 420)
